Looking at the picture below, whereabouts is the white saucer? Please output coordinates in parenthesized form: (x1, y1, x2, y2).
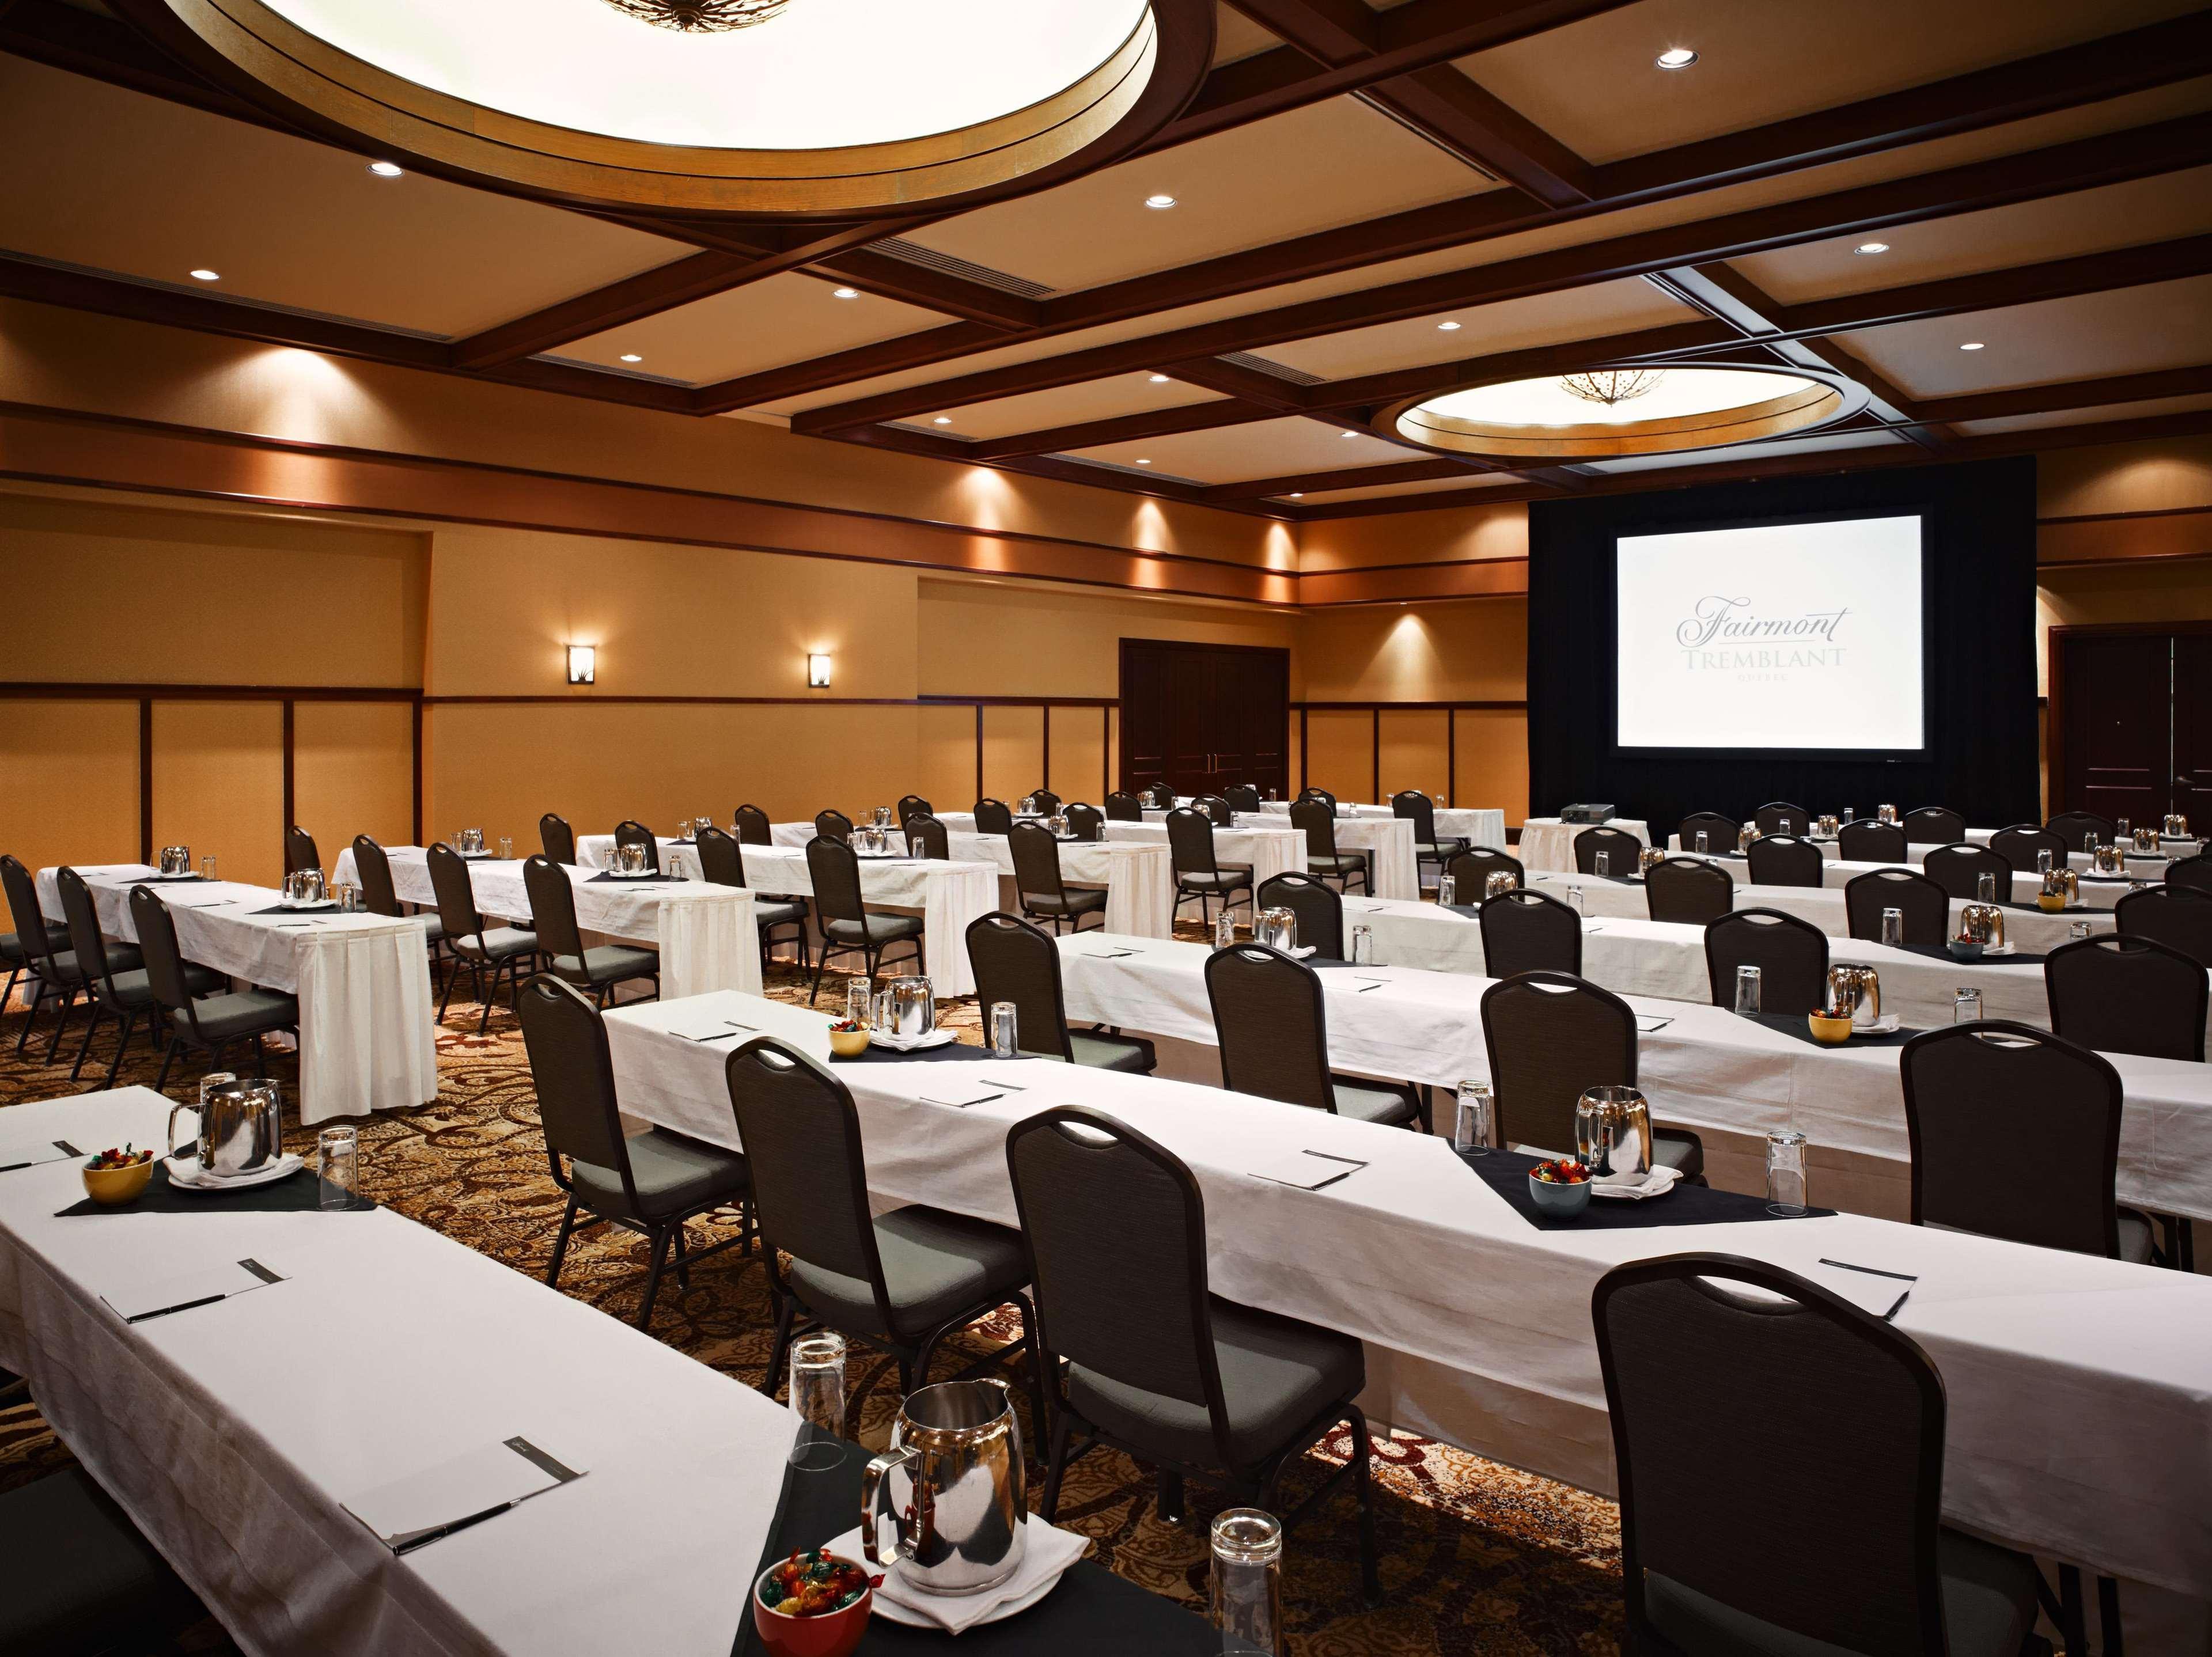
(869, 1028, 958, 1052)
(165, 1152, 305, 1192)
(1858, 1014, 1902, 1034)
(600, 868, 658, 880)
(872, 1569, 1061, 1630)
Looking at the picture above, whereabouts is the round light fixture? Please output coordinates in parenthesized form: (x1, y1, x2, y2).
(1959, 341, 1986, 351)
(1853, 241, 1889, 255)
(1288, 492, 1304, 498)
(1135, 457, 1152, 465)
(1437, 320, 1461, 331)
(189, 268, 221, 281)
(1656, 47, 1698, 69)
(933, 416, 953, 425)
(601, 0, 790, 29)
(1145, 193, 1177, 209)
(367, 160, 405, 177)
(1340, 430, 1359, 439)
(1147, 373, 1169, 383)
(831, 287, 859, 299)
(619, 352, 644, 362)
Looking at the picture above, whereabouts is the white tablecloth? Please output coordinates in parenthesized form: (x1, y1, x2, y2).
(1054, 933, 2212, 1224)
(35, 866, 435, 1124)
(747, 845, 995, 998)
(1256, 801, 1508, 853)
(601, 993, 2212, 1604)
(1666, 831, 2176, 878)
(1694, 852, 2145, 905)
(332, 849, 760, 1002)
(0, 1085, 797, 1657)
(1094, 820, 1309, 895)
(1518, 817, 1650, 873)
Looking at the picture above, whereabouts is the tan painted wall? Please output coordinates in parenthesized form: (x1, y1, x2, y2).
(1296, 499, 1529, 572)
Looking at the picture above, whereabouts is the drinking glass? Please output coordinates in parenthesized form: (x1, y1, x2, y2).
(1215, 909, 1235, 949)
(1880, 907, 1903, 947)
(1734, 964, 1762, 1016)
(200, 855, 217, 882)
(498, 836, 512, 861)
(846, 977, 873, 1028)
(1765, 1129, 1809, 1218)
(1694, 831, 1708, 854)
(2037, 848, 2054, 874)
(989, 1000, 1019, 1059)
(1841, 807, 1855, 824)
(787, 1332, 847, 1471)
(317, 1124, 359, 1211)
(2069, 920, 2092, 941)
(2117, 817, 2132, 838)
(1566, 885, 1585, 917)
(1436, 874, 1456, 907)
(1953, 988, 1983, 1024)
(1210, 1509, 1283, 1657)
(1349, 924, 1373, 966)
(1594, 850, 1611, 877)
(1452, 1081, 1493, 1158)
(1976, 872, 1995, 903)
(874, 989, 894, 1033)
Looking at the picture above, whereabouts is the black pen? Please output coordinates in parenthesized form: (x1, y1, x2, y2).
(128, 1292, 228, 1324)
(392, 1499, 520, 1556)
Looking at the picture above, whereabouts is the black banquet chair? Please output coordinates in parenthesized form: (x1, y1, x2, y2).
(696, 825, 809, 971)
(0, 852, 69, 1044)
(3, 852, 134, 1062)
(965, 912, 1154, 1073)
(1029, 789, 1062, 816)
(1902, 1021, 2155, 1263)
(353, 835, 446, 965)
(1063, 802, 1104, 843)
(2046, 934, 2206, 1061)
(283, 824, 320, 875)
(1674, 812, 1738, 856)
(1105, 790, 1144, 822)
(1391, 790, 1467, 886)
(1901, 806, 1967, 845)
(902, 812, 950, 860)
(540, 813, 577, 866)
(1479, 887, 1582, 977)
(1592, 1253, 2049, 1657)
(1205, 943, 1422, 1128)
(1705, 908, 1828, 1017)
(1166, 807, 1253, 931)
(1444, 847, 1522, 900)
(896, 794, 933, 824)
(1224, 783, 1261, 813)
(1255, 870, 1342, 961)
(1745, 833, 1824, 889)
(427, 842, 539, 1033)
(613, 819, 660, 875)
(1480, 972, 1703, 1178)
(1297, 786, 1336, 812)
(2046, 810, 2115, 852)
(1006, 1106, 1380, 1600)
(517, 974, 753, 1330)
(1752, 801, 1809, 836)
(1289, 798, 1368, 894)
(1845, 867, 1949, 945)
(56, 867, 222, 1086)
(1922, 842, 2013, 903)
(1990, 823, 2065, 874)
(973, 798, 1015, 836)
(0, 1464, 200, 1657)
(1146, 781, 1177, 809)
(1194, 793, 1234, 826)
(2162, 851, 2212, 894)
(1009, 821, 1108, 935)
(2114, 882, 2212, 969)
(1838, 818, 1909, 862)
(132, 884, 298, 1095)
(733, 804, 773, 846)
(1645, 857, 1733, 926)
(1574, 824, 1643, 878)
(814, 808, 854, 842)
(805, 835, 923, 1002)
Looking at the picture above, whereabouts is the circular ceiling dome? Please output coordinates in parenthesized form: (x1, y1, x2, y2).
(1384, 364, 1863, 460)
(116, 0, 1209, 217)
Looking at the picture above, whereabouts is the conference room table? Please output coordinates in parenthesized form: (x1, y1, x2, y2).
(600, 990, 2212, 1616)
(1134, 805, 1423, 899)
(938, 813, 1313, 899)
(33, 864, 436, 1124)
(1664, 831, 2185, 878)
(1692, 850, 2149, 902)
(1516, 817, 1650, 873)
(1252, 799, 1508, 855)
(331, 847, 760, 1000)
(1051, 932, 2212, 1226)
(1521, 869, 2116, 952)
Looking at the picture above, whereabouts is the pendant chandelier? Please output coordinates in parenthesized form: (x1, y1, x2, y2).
(1558, 368, 1667, 407)
(600, 0, 792, 31)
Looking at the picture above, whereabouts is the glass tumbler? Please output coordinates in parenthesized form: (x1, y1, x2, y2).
(1595, 850, 1611, 877)
(1436, 874, 1456, 907)
(1766, 1130, 1809, 1217)
(1881, 907, 1903, 947)
(1694, 831, 1709, 854)
(990, 1000, 1019, 1059)
(1566, 885, 1586, 917)
(1953, 988, 1983, 1024)
(2117, 817, 2132, 839)
(1453, 1080, 1493, 1158)
(2069, 920, 2092, 941)
(846, 977, 873, 1029)
(1840, 807, 1854, 824)
(1734, 964, 1762, 1016)
(1976, 872, 1995, 903)
(498, 836, 512, 860)
(1216, 909, 1235, 950)
(787, 1332, 847, 1471)
(317, 1124, 359, 1211)
(1349, 924, 1373, 966)
(1210, 1508, 1283, 1656)
(199, 855, 218, 883)
(2037, 849, 2054, 874)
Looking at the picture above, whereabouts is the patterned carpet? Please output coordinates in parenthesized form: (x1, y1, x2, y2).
(0, 956, 1625, 1655)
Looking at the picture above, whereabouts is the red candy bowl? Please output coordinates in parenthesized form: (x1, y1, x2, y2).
(752, 1552, 874, 1657)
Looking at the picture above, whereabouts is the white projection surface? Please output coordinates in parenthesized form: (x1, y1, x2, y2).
(1615, 515, 1925, 752)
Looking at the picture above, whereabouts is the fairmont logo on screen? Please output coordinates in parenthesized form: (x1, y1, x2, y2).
(1674, 596, 1850, 670)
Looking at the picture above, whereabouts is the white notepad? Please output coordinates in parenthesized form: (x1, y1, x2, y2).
(1247, 1149, 1368, 1191)
(103, 1257, 285, 1324)
(1808, 1258, 1917, 1321)
(918, 1082, 1016, 1109)
(343, 1436, 584, 1554)
(0, 1135, 82, 1173)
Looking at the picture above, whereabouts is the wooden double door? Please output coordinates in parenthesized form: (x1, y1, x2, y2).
(2051, 624, 2212, 824)
(1118, 639, 1289, 800)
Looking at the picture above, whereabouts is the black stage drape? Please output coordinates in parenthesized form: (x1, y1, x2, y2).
(1527, 456, 2039, 842)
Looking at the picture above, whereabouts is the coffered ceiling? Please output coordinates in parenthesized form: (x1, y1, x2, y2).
(5, 0, 2212, 520)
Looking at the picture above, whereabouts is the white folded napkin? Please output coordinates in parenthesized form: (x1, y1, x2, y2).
(1591, 1166, 1680, 1201)
(820, 1521, 1089, 1635)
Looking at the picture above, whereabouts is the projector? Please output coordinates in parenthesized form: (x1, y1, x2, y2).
(1560, 803, 1616, 825)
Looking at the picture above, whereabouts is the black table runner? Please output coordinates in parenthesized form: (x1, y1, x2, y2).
(828, 1044, 1041, 1066)
(1743, 1011, 1923, 1049)
(1843, 943, 2051, 967)
(1464, 1149, 1834, 1232)
(57, 1162, 374, 1217)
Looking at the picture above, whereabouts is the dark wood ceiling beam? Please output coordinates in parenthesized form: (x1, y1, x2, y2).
(1910, 363, 2212, 425)
(1156, 357, 1315, 411)
(966, 399, 1279, 461)
(808, 247, 1040, 329)
(1315, 319, 1741, 412)
(452, 251, 771, 370)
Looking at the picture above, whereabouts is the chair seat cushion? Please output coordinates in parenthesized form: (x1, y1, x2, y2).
(823, 912, 926, 946)
(453, 927, 537, 963)
(414, 912, 448, 945)
(101, 963, 225, 1008)
(0, 922, 70, 965)
(2118, 1207, 2157, 1264)
(1307, 853, 1368, 874)
(1653, 1127, 1705, 1183)
(1179, 865, 1252, 892)
(755, 900, 808, 929)
(175, 988, 298, 1043)
(1068, 1296, 1363, 1470)
(1416, 839, 1470, 859)
(572, 1127, 748, 1221)
(1023, 886, 1108, 917)
(1070, 1030, 1156, 1074)
(552, 945, 660, 987)
(788, 1205, 1027, 1344)
(0, 1466, 191, 1657)
(1331, 1078, 1419, 1127)
(43, 943, 143, 986)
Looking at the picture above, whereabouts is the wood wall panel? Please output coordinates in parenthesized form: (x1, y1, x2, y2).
(1378, 709, 1451, 803)
(1302, 710, 1373, 804)
(0, 700, 139, 875)
(1046, 705, 1111, 803)
(150, 700, 284, 887)
(293, 700, 414, 856)
(915, 704, 984, 816)
(1454, 710, 1531, 828)
(979, 706, 1046, 807)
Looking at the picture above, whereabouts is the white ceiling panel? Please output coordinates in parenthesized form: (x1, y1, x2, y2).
(1579, 429, 1910, 473)
(1064, 416, 1419, 484)
(556, 274, 952, 385)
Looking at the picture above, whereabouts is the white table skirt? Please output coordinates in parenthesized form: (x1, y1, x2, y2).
(1094, 820, 1309, 897)
(1665, 831, 2177, 878)
(601, 992, 2212, 1606)
(1517, 818, 1650, 873)
(1255, 801, 1508, 853)
(36, 866, 435, 1124)
(0, 1085, 797, 1657)
(1054, 932, 2212, 1225)
(332, 849, 760, 1001)
(736, 845, 995, 998)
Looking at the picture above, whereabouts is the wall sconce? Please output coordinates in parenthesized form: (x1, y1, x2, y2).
(567, 644, 596, 684)
(807, 652, 833, 688)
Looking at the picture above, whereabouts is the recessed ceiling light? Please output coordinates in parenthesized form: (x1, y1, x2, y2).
(1959, 341, 1985, 351)
(1145, 194, 1176, 210)
(1135, 458, 1152, 465)
(1289, 492, 1304, 499)
(368, 161, 404, 179)
(831, 287, 859, 299)
(1147, 373, 1170, 384)
(188, 268, 220, 282)
(1656, 47, 1698, 69)
(1853, 242, 1889, 255)
(933, 416, 952, 425)
(619, 353, 643, 363)
(1437, 320, 1461, 331)
(1341, 430, 1359, 439)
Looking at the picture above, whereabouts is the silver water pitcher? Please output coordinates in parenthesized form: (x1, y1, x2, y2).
(2042, 867, 2080, 905)
(1045, 813, 1069, 837)
(1484, 870, 1517, 899)
(158, 845, 192, 876)
(1255, 907, 1297, 953)
(1574, 1085, 1652, 1179)
(2093, 843, 2126, 875)
(1816, 814, 1839, 839)
(863, 1379, 1027, 1597)
(1639, 846, 1665, 874)
(616, 841, 649, 875)
(884, 976, 936, 1040)
(1959, 903, 2005, 947)
(1737, 825, 1758, 854)
(1828, 964, 1882, 1029)
(167, 1076, 282, 1179)
(2134, 826, 2160, 854)
(459, 828, 485, 854)
(2166, 814, 2190, 838)
(283, 868, 327, 905)
(1877, 804, 1899, 825)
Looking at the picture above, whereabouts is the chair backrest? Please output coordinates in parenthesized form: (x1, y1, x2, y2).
(1836, 819, 1908, 862)
(1675, 812, 1738, 854)
(1205, 943, 1334, 1112)
(965, 912, 1074, 1061)
(814, 809, 854, 841)
(1705, 908, 1829, 1017)
(425, 842, 487, 941)
(896, 794, 933, 823)
(55, 868, 122, 1000)
(903, 813, 950, 860)
(1899, 806, 1964, 845)
(1193, 794, 1233, 826)
(1390, 790, 1437, 841)
(1008, 821, 1069, 904)
(127, 884, 199, 1024)
(1297, 786, 1336, 812)
(974, 798, 1014, 836)
(805, 834, 868, 927)
(1593, 1255, 1950, 1657)
(1987, 822, 2063, 874)
(1254, 871, 1343, 960)
(1164, 807, 1221, 878)
(515, 974, 638, 1204)
(0, 854, 58, 968)
(733, 805, 772, 846)
(522, 854, 586, 961)
(1645, 857, 1733, 926)
(1224, 784, 1260, 813)
(351, 835, 402, 917)
(724, 1038, 889, 1318)
(539, 813, 577, 866)
(1744, 834, 1823, 888)
(694, 825, 746, 888)
(2046, 810, 2115, 851)
(1031, 789, 1062, 815)
(613, 820, 660, 874)
(1006, 1108, 1228, 1449)
(1843, 867, 1947, 945)
(2046, 934, 2208, 1061)
(1105, 791, 1143, 822)
(2116, 883, 2212, 969)
(1752, 801, 1809, 837)
(1902, 1022, 2125, 1257)
(1063, 803, 1104, 842)
(1287, 797, 1339, 859)
(1444, 848, 1522, 897)
(1480, 971, 1634, 1153)
(2163, 851, 2212, 894)
(1480, 888, 1582, 977)
(1921, 842, 2012, 903)
(1574, 825, 1643, 876)
(284, 826, 320, 875)
(1145, 781, 1176, 809)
